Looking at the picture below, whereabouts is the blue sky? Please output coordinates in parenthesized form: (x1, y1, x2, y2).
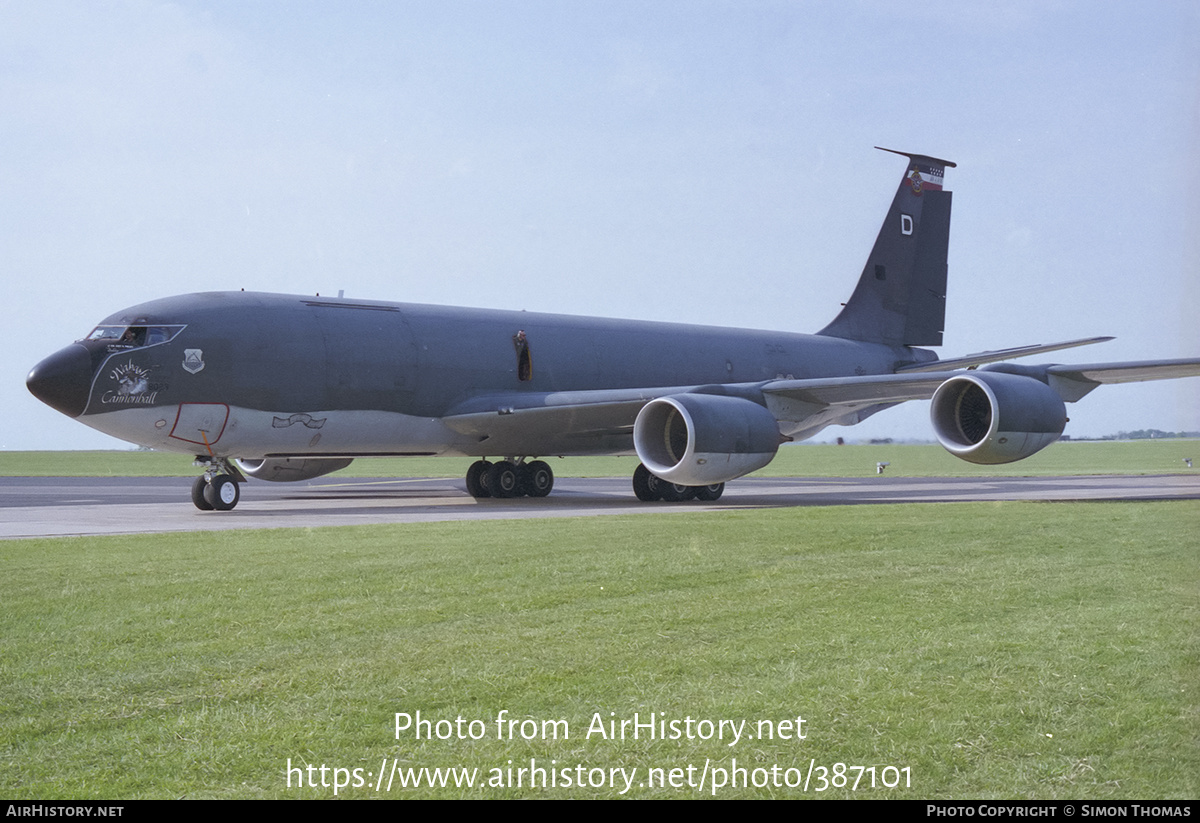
(4, 1, 1198, 449)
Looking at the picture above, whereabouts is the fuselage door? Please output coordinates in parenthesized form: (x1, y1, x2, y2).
(169, 403, 230, 450)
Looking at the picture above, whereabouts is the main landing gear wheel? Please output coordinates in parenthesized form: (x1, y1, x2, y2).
(659, 482, 698, 502)
(487, 461, 521, 498)
(633, 463, 662, 502)
(200, 474, 240, 511)
(522, 460, 554, 497)
(191, 475, 214, 510)
(632, 463, 725, 503)
(466, 460, 493, 498)
(465, 459, 555, 499)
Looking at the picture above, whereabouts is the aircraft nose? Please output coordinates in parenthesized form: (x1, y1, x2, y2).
(27, 344, 94, 418)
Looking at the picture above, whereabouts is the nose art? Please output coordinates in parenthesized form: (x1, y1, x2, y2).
(27, 344, 93, 418)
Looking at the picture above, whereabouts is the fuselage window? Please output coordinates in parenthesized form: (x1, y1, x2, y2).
(86, 326, 125, 342)
(513, 330, 532, 382)
(145, 327, 172, 346)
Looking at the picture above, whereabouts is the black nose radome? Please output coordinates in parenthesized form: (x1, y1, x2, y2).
(27, 344, 93, 418)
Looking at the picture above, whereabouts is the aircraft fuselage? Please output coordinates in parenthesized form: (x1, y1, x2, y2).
(35, 291, 920, 461)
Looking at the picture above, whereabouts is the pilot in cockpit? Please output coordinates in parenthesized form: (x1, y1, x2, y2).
(120, 327, 146, 346)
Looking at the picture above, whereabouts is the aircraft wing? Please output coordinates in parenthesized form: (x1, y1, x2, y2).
(759, 372, 956, 406)
(1044, 358, 1200, 401)
(442, 355, 1200, 454)
(441, 386, 699, 454)
(1046, 358, 1200, 383)
(761, 356, 1200, 412)
(440, 373, 967, 454)
(895, 336, 1113, 373)
(444, 371, 959, 433)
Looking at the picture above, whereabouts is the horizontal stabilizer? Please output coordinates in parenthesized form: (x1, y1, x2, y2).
(874, 147, 957, 188)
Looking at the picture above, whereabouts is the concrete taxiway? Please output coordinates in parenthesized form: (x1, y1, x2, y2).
(2, 474, 1197, 539)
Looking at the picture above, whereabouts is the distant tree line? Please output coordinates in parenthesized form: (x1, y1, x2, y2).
(1108, 430, 1200, 440)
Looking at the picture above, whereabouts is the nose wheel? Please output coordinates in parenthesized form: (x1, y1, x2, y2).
(191, 460, 243, 511)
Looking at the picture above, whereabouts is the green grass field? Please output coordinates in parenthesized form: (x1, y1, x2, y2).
(2, 501, 1196, 799)
(2, 438, 1198, 478)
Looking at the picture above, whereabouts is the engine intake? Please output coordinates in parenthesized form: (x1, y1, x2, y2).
(634, 393, 781, 485)
(235, 457, 354, 482)
(931, 372, 1066, 464)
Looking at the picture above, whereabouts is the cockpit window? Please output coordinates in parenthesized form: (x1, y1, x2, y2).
(85, 324, 185, 348)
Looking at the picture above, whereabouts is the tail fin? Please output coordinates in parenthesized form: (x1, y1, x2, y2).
(818, 147, 955, 347)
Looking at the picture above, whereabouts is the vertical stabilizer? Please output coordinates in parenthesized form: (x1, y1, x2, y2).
(818, 148, 955, 347)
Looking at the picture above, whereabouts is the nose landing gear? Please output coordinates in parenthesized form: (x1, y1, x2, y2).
(191, 458, 243, 511)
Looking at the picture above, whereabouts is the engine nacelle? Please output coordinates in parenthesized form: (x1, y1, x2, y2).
(235, 457, 354, 482)
(931, 372, 1066, 465)
(634, 393, 781, 485)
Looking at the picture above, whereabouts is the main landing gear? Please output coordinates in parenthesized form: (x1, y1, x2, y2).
(632, 463, 724, 503)
(191, 458, 243, 511)
(465, 459, 554, 499)
(463, 459, 724, 503)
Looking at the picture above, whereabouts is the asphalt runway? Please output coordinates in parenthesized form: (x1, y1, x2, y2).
(2, 473, 1198, 539)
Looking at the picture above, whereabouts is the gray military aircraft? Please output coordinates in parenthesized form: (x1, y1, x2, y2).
(27, 148, 1200, 511)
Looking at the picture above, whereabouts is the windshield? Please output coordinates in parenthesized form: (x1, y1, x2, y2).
(85, 325, 185, 348)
